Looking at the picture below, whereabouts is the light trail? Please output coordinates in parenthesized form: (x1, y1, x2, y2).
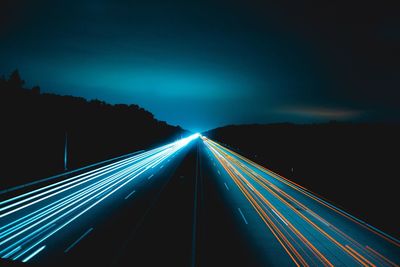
(202, 136, 399, 267)
(0, 134, 199, 263)
(211, 138, 400, 247)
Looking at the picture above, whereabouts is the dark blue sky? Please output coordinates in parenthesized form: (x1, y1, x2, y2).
(1, 0, 399, 131)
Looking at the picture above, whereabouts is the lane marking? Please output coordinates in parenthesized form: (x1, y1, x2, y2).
(224, 182, 230, 191)
(64, 228, 93, 253)
(160, 165, 164, 169)
(147, 174, 154, 180)
(191, 143, 200, 267)
(22, 245, 46, 262)
(271, 209, 288, 226)
(0, 137, 196, 257)
(217, 170, 221, 175)
(307, 210, 330, 227)
(238, 208, 248, 225)
(124, 189, 136, 200)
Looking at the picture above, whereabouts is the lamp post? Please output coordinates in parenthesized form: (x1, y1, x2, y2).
(64, 132, 68, 171)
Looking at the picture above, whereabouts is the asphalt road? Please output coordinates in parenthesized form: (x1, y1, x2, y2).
(0, 135, 399, 266)
(201, 137, 399, 266)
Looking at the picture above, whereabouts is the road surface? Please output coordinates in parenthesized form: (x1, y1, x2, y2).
(0, 135, 398, 266)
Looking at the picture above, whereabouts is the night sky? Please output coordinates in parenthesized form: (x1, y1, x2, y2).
(1, 0, 399, 131)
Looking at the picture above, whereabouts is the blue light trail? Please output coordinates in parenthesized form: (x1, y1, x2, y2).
(0, 134, 199, 263)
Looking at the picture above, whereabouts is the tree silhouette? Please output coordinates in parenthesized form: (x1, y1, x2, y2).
(8, 69, 25, 89)
(0, 69, 186, 190)
(31, 85, 40, 94)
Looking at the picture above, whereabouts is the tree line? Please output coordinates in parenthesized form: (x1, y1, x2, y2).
(0, 70, 186, 189)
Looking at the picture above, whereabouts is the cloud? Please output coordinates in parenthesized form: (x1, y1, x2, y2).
(278, 106, 363, 120)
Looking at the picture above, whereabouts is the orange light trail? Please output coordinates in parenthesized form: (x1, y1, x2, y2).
(206, 138, 400, 248)
(202, 136, 399, 267)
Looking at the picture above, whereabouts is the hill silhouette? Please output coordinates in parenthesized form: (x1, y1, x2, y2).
(204, 122, 400, 239)
(0, 70, 186, 190)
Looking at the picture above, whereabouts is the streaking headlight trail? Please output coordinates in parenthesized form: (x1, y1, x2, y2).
(202, 136, 399, 267)
(0, 134, 199, 263)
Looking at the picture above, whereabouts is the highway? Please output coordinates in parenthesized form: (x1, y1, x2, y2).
(201, 137, 400, 266)
(0, 134, 399, 266)
(0, 134, 199, 266)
